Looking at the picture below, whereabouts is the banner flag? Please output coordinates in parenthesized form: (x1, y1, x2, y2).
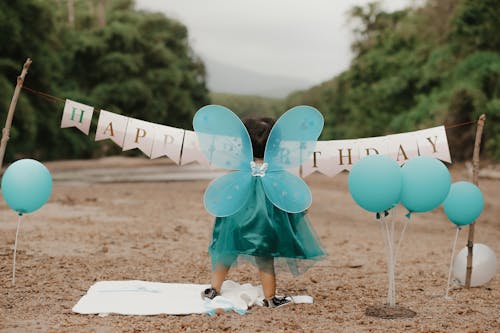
(301, 141, 337, 177)
(95, 110, 129, 147)
(357, 136, 389, 158)
(60, 98, 453, 172)
(150, 124, 185, 164)
(122, 117, 157, 157)
(181, 130, 209, 167)
(386, 132, 420, 165)
(416, 126, 452, 163)
(329, 139, 361, 173)
(61, 99, 94, 135)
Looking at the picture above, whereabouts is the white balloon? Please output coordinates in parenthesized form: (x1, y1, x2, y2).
(453, 243, 497, 287)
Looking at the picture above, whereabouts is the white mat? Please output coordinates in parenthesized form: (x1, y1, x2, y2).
(72, 280, 313, 316)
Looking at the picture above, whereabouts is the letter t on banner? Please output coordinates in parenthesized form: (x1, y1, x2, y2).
(60, 99, 95, 135)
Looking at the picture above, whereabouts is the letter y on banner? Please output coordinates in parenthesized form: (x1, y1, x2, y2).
(61, 99, 94, 135)
(416, 126, 451, 163)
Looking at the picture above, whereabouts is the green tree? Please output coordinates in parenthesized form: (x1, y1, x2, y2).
(0, 0, 210, 162)
(286, 0, 500, 160)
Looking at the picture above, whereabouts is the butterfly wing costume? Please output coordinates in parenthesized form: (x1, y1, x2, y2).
(193, 105, 326, 274)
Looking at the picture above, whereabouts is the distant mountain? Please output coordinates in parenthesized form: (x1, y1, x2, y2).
(202, 57, 315, 99)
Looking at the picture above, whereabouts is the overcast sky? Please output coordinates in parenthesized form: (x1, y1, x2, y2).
(135, 0, 414, 86)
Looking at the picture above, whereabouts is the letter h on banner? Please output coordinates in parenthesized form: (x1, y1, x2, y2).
(60, 99, 95, 135)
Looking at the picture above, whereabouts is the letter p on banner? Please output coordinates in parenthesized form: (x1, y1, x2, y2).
(60, 99, 95, 135)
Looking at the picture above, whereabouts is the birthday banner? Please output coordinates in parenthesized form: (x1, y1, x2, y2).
(60, 99, 451, 177)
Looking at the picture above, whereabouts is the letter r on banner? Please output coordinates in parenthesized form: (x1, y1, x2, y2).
(60, 99, 94, 135)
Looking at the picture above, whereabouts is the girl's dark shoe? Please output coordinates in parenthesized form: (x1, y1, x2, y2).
(263, 296, 292, 308)
(201, 287, 218, 300)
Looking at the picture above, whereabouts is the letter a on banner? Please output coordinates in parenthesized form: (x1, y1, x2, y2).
(95, 110, 129, 147)
(122, 118, 157, 157)
(60, 99, 94, 135)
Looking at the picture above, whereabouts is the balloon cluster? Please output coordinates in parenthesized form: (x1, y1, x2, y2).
(1, 159, 52, 215)
(348, 155, 484, 227)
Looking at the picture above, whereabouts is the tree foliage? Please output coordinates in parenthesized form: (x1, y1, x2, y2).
(285, 0, 500, 160)
(0, 0, 209, 162)
(210, 93, 283, 119)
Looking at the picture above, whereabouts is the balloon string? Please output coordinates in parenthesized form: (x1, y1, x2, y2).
(394, 216, 410, 264)
(378, 218, 390, 305)
(12, 214, 23, 285)
(389, 206, 396, 304)
(445, 228, 460, 298)
(384, 216, 396, 306)
(379, 216, 395, 306)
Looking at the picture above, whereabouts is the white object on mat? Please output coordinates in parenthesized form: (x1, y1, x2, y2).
(72, 279, 314, 316)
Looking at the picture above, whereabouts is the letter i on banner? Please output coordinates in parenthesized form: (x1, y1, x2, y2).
(151, 124, 185, 164)
(122, 118, 157, 157)
(95, 110, 129, 147)
(60, 99, 95, 135)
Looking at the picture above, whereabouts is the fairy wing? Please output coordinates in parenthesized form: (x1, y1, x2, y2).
(204, 171, 253, 217)
(193, 105, 254, 216)
(193, 105, 253, 171)
(261, 170, 312, 213)
(264, 105, 323, 171)
(261, 106, 322, 213)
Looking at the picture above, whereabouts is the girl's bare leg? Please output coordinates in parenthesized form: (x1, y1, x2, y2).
(256, 257, 276, 299)
(211, 263, 230, 293)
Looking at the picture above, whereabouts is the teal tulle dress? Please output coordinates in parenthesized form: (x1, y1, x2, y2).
(209, 177, 326, 276)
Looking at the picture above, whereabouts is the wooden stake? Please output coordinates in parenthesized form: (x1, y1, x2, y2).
(0, 58, 32, 171)
(465, 114, 486, 288)
(97, 0, 107, 28)
(67, 0, 75, 26)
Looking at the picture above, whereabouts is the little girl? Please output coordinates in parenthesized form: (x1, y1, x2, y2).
(201, 117, 326, 308)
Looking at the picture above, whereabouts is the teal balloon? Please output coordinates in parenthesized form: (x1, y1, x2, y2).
(401, 156, 451, 213)
(1, 159, 52, 214)
(348, 154, 402, 213)
(443, 181, 484, 226)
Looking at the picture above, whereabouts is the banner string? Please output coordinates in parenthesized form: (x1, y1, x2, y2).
(444, 120, 478, 129)
(21, 86, 65, 103)
(21, 85, 479, 130)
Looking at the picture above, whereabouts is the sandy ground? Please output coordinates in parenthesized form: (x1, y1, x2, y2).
(0, 157, 498, 332)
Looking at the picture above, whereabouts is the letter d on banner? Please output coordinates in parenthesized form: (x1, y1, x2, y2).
(60, 99, 94, 135)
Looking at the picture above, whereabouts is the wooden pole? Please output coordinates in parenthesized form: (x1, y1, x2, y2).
(67, 0, 75, 27)
(97, 0, 107, 28)
(0, 58, 32, 171)
(465, 114, 486, 288)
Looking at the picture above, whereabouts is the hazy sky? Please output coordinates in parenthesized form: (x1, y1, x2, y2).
(135, 0, 414, 85)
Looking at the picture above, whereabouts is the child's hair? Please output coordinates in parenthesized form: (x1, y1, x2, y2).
(243, 117, 276, 159)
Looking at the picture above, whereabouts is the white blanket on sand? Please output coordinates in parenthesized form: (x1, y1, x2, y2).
(72, 280, 313, 316)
